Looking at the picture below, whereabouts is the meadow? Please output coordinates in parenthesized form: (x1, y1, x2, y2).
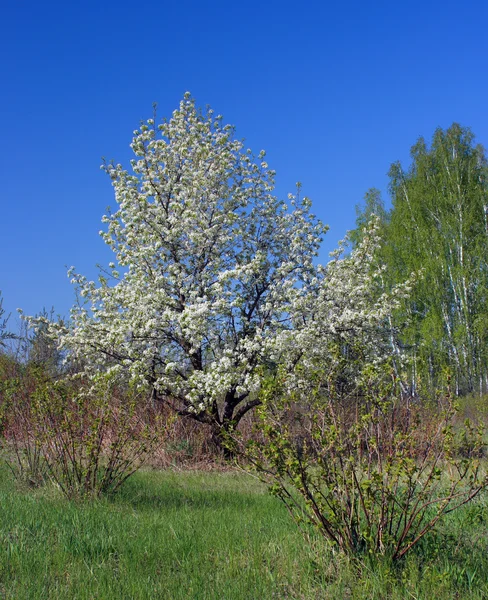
(2, 462, 488, 599)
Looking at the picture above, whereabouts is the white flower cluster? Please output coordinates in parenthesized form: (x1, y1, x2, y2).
(273, 218, 414, 397)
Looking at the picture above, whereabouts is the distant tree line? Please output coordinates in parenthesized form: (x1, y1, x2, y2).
(352, 124, 488, 396)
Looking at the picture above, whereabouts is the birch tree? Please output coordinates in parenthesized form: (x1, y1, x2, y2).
(381, 124, 488, 394)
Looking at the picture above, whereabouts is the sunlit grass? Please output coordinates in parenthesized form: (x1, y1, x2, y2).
(1, 463, 488, 599)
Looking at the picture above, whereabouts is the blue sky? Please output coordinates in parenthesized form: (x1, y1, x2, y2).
(1, 0, 487, 327)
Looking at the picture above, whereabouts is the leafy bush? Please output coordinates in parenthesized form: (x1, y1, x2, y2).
(1, 367, 163, 498)
(0, 357, 47, 486)
(249, 361, 488, 560)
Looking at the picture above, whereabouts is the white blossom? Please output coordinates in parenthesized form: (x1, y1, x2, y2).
(28, 96, 409, 436)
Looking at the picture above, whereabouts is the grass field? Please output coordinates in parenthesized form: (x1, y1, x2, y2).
(1, 464, 488, 599)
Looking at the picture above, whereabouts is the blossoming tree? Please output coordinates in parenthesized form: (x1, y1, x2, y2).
(36, 94, 409, 453)
(46, 94, 327, 448)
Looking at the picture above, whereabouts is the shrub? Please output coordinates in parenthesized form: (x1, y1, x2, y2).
(0, 358, 47, 486)
(1, 367, 163, 498)
(249, 362, 488, 560)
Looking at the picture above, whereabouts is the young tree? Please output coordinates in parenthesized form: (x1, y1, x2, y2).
(38, 94, 326, 450)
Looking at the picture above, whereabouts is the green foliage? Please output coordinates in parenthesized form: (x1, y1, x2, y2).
(354, 124, 488, 396)
(249, 359, 488, 560)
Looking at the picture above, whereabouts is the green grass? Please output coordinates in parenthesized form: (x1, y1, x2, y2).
(2, 464, 488, 599)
